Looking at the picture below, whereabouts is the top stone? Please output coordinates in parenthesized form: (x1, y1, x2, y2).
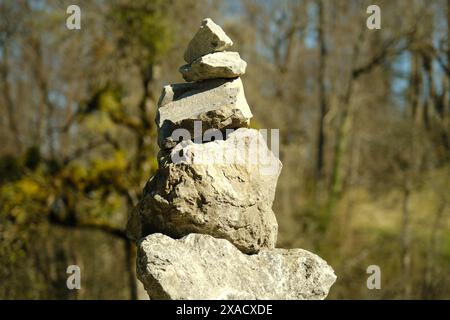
(184, 18, 233, 64)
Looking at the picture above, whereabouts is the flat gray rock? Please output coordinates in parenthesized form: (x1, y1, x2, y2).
(180, 52, 247, 82)
(127, 128, 282, 254)
(137, 233, 337, 300)
(156, 78, 252, 150)
(184, 18, 233, 64)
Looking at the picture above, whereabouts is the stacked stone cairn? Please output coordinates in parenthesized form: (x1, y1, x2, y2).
(127, 18, 336, 300)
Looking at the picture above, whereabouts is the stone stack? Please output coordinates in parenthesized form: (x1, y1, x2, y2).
(127, 18, 336, 300)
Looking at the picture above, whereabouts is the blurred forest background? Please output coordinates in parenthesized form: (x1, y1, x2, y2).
(0, 0, 449, 299)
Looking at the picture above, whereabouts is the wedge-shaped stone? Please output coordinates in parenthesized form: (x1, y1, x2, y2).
(127, 128, 282, 254)
(184, 18, 233, 64)
(137, 233, 337, 300)
(180, 52, 247, 82)
(156, 78, 252, 149)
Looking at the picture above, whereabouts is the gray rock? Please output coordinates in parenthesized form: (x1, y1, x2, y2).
(137, 233, 337, 300)
(156, 78, 252, 150)
(127, 128, 282, 254)
(184, 18, 233, 64)
(180, 52, 247, 82)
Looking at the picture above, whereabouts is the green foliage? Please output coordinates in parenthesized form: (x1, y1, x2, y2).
(85, 86, 122, 114)
(0, 154, 22, 183)
(24, 146, 41, 171)
(109, 0, 172, 65)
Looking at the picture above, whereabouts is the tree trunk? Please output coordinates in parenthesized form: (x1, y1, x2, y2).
(124, 239, 137, 300)
(328, 105, 353, 215)
(1, 43, 22, 153)
(400, 187, 412, 298)
(410, 54, 422, 120)
(421, 201, 446, 298)
(315, 0, 328, 185)
(326, 22, 365, 217)
(422, 54, 434, 130)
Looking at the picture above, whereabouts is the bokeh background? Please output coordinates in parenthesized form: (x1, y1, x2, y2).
(0, 0, 449, 299)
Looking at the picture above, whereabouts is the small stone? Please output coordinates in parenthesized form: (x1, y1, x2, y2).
(127, 128, 282, 254)
(180, 52, 247, 82)
(137, 233, 337, 300)
(156, 78, 252, 150)
(184, 18, 233, 64)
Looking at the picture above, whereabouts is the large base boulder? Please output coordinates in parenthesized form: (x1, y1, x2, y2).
(137, 233, 337, 300)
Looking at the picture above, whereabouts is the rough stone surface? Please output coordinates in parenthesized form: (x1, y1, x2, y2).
(156, 78, 252, 150)
(131, 17, 337, 301)
(137, 233, 337, 300)
(180, 52, 247, 82)
(127, 128, 282, 254)
(184, 18, 233, 64)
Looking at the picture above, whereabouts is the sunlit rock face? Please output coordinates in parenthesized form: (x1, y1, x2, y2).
(138, 233, 337, 300)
